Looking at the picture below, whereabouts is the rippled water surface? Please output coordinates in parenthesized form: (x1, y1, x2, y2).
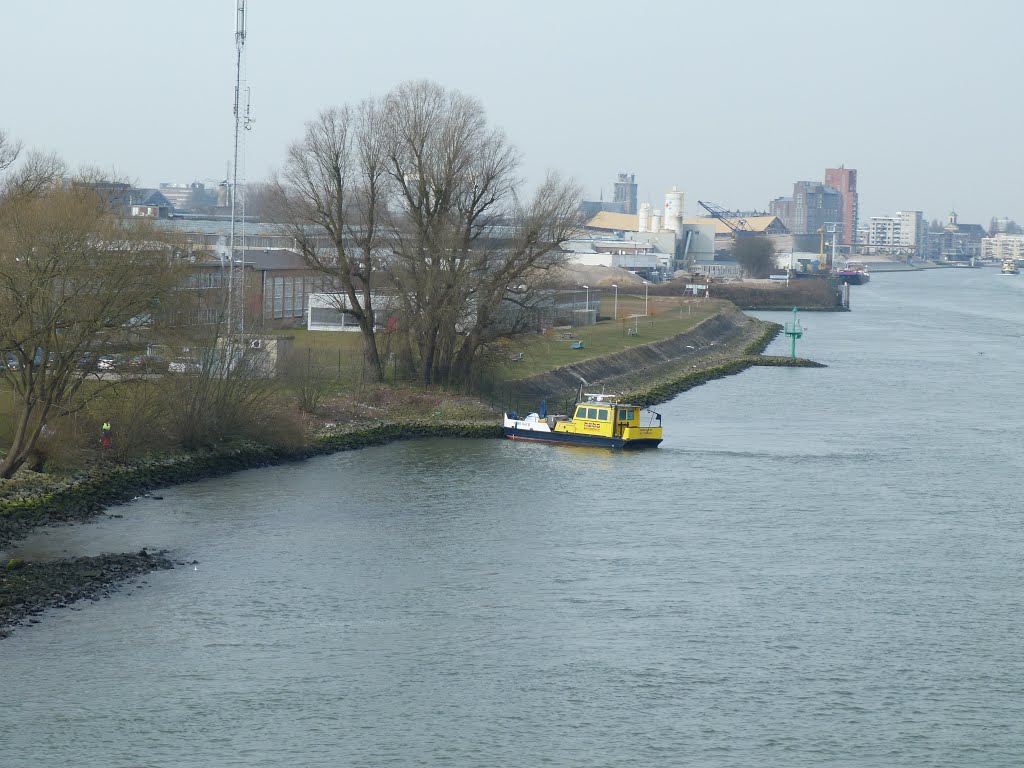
(3, 268, 1024, 766)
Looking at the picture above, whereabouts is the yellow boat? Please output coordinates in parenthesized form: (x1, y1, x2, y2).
(503, 392, 663, 449)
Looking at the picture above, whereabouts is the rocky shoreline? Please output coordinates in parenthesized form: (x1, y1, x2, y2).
(1, 550, 176, 638)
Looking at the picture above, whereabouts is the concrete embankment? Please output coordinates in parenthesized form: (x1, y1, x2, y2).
(502, 306, 821, 408)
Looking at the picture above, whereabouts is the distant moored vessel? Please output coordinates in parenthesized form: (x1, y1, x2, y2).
(834, 262, 870, 285)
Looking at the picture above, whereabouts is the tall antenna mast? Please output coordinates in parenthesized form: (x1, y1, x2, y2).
(227, 0, 250, 335)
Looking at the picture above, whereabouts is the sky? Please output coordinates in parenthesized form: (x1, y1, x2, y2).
(3, 0, 1022, 226)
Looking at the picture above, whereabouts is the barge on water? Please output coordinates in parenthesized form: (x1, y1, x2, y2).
(834, 262, 870, 285)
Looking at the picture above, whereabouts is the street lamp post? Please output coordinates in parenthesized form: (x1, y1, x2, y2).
(644, 281, 649, 315)
(824, 222, 841, 270)
(582, 285, 589, 323)
(611, 283, 618, 321)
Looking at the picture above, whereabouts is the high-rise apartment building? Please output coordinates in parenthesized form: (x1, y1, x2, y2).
(769, 181, 842, 235)
(867, 210, 924, 254)
(824, 166, 857, 245)
(981, 233, 1024, 261)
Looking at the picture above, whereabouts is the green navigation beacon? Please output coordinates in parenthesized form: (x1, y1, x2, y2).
(783, 307, 804, 358)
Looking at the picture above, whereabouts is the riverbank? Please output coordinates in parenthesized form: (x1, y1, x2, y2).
(1, 309, 820, 638)
(0, 423, 498, 637)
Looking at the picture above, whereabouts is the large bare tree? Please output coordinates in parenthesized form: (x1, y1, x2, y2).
(380, 81, 581, 386)
(274, 101, 388, 382)
(273, 81, 582, 387)
(380, 81, 519, 385)
(0, 171, 183, 477)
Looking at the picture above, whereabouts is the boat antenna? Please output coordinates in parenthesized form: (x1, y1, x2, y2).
(574, 374, 588, 403)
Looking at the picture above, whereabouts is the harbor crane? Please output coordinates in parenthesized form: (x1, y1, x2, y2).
(697, 200, 753, 235)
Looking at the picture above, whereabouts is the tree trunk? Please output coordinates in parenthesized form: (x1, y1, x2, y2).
(359, 323, 383, 383)
(0, 406, 35, 479)
(450, 336, 480, 387)
(420, 331, 438, 387)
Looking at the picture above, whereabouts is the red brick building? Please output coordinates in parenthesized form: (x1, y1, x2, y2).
(824, 166, 858, 246)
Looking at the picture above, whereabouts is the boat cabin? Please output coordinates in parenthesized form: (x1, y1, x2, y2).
(553, 393, 660, 442)
(570, 402, 640, 426)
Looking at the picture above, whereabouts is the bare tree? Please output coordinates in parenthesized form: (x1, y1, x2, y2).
(273, 102, 387, 382)
(380, 81, 519, 385)
(380, 81, 581, 386)
(447, 172, 582, 384)
(733, 235, 776, 278)
(1, 149, 64, 201)
(241, 180, 277, 221)
(0, 130, 22, 174)
(274, 82, 582, 388)
(0, 177, 184, 477)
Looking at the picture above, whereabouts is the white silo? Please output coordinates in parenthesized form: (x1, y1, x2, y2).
(638, 202, 651, 232)
(651, 209, 663, 232)
(664, 186, 684, 232)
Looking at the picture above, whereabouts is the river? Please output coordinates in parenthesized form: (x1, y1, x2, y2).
(3, 267, 1024, 767)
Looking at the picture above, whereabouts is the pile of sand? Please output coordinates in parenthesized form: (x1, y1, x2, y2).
(547, 264, 648, 288)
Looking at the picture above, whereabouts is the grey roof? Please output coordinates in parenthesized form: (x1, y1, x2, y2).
(153, 217, 294, 237)
(240, 248, 308, 270)
(129, 189, 173, 208)
(191, 248, 308, 271)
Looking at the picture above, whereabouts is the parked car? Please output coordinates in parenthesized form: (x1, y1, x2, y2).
(97, 355, 117, 371)
(168, 358, 202, 374)
(127, 354, 167, 373)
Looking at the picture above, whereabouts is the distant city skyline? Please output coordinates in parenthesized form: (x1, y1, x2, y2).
(4, 0, 1020, 227)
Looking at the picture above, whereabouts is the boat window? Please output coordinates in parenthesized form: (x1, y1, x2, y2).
(619, 408, 633, 421)
(598, 409, 608, 420)
(587, 407, 598, 419)
(574, 407, 587, 419)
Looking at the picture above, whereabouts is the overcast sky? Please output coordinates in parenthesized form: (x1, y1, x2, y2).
(4, 0, 1020, 225)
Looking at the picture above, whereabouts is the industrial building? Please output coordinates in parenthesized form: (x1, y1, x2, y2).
(582, 185, 717, 276)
